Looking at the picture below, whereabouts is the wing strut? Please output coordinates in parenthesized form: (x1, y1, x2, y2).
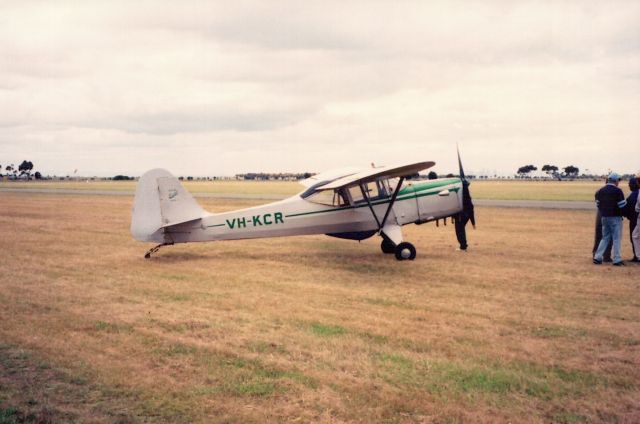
(380, 177, 404, 230)
(358, 177, 406, 234)
(359, 183, 381, 229)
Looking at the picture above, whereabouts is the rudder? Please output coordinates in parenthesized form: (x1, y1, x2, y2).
(131, 169, 207, 242)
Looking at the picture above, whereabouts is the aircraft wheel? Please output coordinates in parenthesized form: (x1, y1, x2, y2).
(381, 239, 395, 254)
(395, 242, 416, 261)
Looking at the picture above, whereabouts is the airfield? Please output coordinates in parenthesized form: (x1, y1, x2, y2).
(1, 180, 639, 423)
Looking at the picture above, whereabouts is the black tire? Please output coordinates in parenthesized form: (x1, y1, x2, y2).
(395, 242, 416, 261)
(381, 238, 395, 254)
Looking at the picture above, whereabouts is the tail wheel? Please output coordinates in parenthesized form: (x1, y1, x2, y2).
(395, 242, 416, 261)
(381, 238, 395, 254)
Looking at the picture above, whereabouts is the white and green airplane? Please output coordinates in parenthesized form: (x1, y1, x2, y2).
(131, 155, 474, 261)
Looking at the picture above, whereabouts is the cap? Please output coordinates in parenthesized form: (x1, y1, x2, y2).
(607, 172, 620, 182)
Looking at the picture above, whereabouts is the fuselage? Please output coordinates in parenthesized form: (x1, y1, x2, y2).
(161, 178, 463, 244)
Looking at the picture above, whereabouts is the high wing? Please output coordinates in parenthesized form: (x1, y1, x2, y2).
(315, 161, 435, 191)
(298, 166, 363, 188)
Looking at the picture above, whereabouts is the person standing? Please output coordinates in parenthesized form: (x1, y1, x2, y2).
(454, 180, 475, 250)
(593, 176, 613, 261)
(593, 173, 627, 266)
(593, 210, 613, 262)
(633, 188, 640, 264)
(623, 177, 639, 262)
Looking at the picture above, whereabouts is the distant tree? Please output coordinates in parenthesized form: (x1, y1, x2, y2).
(517, 165, 537, 178)
(445, 173, 455, 178)
(112, 175, 132, 181)
(563, 165, 580, 178)
(303, 172, 312, 179)
(427, 171, 438, 180)
(34, 171, 42, 180)
(18, 160, 34, 179)
(187, 176, 193, 181)
(541, 164, 560, 180)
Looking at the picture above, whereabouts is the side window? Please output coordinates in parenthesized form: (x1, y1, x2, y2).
(307, 189, 349, 207)
(386, 178, 399, 195)
(347, 181, 389, 204)
(362, 182, 378, 199)
(348, 186, 365, 204)
(378, 179, 391, 197)
(335, 189, 349, 207)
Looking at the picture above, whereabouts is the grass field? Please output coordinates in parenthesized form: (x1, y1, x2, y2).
(1, 193, 639, 423)
(0, 179, 627, 201)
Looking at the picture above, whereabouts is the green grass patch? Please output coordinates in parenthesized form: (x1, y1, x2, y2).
(373, 353, 618, 402)
(308, 322, 347, 337)
(0, 407, 20, 424)
(195, 351, 318, 398)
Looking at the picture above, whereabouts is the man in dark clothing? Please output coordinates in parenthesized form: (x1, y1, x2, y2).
(592, 176, 612, 261)
(623, 177, 639, 262)
(454, 180, 475, 250)
(593, 173, 627, 266)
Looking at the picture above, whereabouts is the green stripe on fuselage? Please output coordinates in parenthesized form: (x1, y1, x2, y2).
(398, 178, 461, 196)
(285, 179, 460, 218)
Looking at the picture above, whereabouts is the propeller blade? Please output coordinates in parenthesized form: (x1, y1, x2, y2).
(457, 144, 467, 182)
(457, 145, 476, 226)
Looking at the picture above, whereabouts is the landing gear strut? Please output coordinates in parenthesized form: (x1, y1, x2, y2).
(144, 242, 174, 259)
(381, 238, 395, 254)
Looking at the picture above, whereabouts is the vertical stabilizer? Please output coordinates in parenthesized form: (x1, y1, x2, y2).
(131, 169, 206, 242)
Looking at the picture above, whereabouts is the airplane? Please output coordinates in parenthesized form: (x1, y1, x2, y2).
(131, 151, 474, 261)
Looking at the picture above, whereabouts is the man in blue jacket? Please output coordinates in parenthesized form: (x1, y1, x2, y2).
(593, 172, 627, 266)
(623, 177, 639, 262)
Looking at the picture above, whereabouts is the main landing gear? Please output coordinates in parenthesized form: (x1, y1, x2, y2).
(381, 239, 416, 261)
(357, 175, 417, 262)
(394, 242, 416, 261)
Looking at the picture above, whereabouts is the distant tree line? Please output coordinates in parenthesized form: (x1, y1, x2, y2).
(516, 164, 580, 179)
(235, 172, 315, 181)
(0, 160, 42, 180)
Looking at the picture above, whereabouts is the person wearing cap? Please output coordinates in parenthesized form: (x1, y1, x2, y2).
(593, 172, 627, 266)
(622, 177, 639, 262)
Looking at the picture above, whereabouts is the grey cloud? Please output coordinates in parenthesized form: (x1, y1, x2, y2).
(82, 108, 316, 136)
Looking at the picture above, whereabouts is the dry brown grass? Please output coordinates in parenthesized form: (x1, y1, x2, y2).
(0, 193, 639, 423)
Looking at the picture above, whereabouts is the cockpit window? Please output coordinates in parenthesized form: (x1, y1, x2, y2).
(348, 179, 391, 204)
(305, 189, 349, 207)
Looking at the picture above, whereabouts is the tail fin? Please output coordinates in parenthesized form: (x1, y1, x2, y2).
(131, 169, 207, 242)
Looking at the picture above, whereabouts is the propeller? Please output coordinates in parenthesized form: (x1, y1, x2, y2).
(457, 144, 476, 228)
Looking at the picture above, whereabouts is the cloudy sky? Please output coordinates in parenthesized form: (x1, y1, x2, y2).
(1, 1, 638, 177)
